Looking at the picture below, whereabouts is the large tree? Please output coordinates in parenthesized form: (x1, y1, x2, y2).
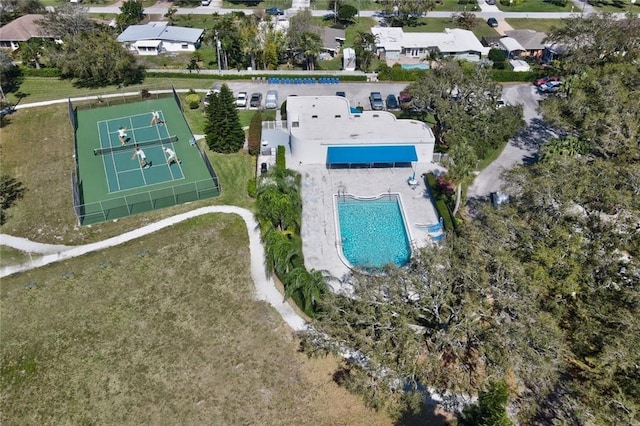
(116, 0, 144, 31)
(36, 4, 96, 40)
(204, 83, 245, 153)
(381, 0, 435, 27)
(288, 9, 322, 68)
(52, 30, 144, 88)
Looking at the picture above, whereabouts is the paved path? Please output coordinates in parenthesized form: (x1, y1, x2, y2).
(0, 207, 307, 332)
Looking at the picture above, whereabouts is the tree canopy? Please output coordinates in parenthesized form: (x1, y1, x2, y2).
(204, 84, 245, 153)
(302, 14, 640, 425)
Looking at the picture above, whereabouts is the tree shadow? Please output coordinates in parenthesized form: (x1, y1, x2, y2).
(510, 117, 558, 152)
(395, 404, 450, 426)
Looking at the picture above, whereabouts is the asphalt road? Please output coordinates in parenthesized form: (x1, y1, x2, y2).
(466, 82, 555, 200)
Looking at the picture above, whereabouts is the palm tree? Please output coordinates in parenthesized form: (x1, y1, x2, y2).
(285, 268, 333, 314)
(447, 141, 477, 217)
(256, 170, 302, 233)
(262, 226, 302, 276)
(301, 32, 322, 71)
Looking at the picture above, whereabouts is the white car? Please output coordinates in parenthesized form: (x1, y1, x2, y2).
(236, 92, 248, 108)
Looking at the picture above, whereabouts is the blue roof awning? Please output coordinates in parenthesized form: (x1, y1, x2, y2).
(327, 146, 418, 165)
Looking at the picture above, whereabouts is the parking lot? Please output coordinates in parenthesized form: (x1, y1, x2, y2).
(221, 81, 415, 112)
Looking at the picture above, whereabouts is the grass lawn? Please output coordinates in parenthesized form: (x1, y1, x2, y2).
(506, 18, 565, 32)
(495, 0, 571, 12)
(590, 0, 639, 12)
(311, 0, 380, 10)
(222, 0, 293, 9)
(0, 215, 394, 426)
(405, 18, 500, 39)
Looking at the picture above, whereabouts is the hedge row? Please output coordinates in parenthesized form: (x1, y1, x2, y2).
(147, 71, 367, 82)
(20, 67, 62, 77)
(424, 172, 455, 232)
(490, 70, 540, 82)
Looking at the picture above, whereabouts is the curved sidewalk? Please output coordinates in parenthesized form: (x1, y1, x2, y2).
(0, 206, 307, 332)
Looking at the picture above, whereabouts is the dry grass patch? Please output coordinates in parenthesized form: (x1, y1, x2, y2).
(0, 214, 392, 425)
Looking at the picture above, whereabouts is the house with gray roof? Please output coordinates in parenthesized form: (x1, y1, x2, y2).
(0, 14, 57, 51)
(117, 22, 204, 56)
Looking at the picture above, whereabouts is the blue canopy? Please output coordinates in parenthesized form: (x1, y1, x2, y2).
(327, 146, 418, 165)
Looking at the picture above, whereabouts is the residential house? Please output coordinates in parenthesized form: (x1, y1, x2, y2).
(0, 14, 58, 51)
(371, 27, 489, 65)
(117, 22, 204, 56)
(504, 29, 547, 60)
(321, 27, 345, 58)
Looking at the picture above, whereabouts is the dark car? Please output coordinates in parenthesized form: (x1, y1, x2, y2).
(399, 92, 413, 109)
(538, 80, 563, 93)
(249, 92, 262, 108)
(369, 92, 384, 110)
(260, 162, 268, 175)
(535, 75, 560, 87)
(487, 17, 498, 27)
(386, 94, 399, 110)
(485, 0, 496, 4)
(266, 7, 284, 15)
(335, 91, 346, 97)
(0, 105, 16, 118)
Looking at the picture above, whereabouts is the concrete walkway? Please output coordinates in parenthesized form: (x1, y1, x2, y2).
(0, 207, 307, 332)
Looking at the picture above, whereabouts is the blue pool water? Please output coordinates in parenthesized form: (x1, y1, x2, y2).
(336, 195, 411, 269)
(401, 63, 430, 70)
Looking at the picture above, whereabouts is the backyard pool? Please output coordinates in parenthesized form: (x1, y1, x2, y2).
(335, 194, 412, 269)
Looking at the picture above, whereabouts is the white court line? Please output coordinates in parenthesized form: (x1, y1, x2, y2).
(104, 121, 123, 192)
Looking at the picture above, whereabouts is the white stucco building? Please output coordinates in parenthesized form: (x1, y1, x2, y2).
(117, 22, 204, 56)
(371, 27, 489, 64)
(265, 96, 435, 167)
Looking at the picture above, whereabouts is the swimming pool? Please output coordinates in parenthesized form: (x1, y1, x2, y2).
(335, 194, 412, 269)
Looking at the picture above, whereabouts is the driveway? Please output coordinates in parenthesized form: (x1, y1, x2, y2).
(466, 83, 556, 200)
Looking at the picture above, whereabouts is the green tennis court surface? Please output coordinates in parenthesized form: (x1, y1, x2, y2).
(97, 112, 184, 193)
(72, 94, 220, 225)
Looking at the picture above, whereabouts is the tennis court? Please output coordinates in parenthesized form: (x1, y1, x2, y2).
(71, 90, 220, 225)
(96, 112, 185, 192)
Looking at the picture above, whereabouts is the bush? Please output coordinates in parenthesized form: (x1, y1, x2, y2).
(185, 92, 201, 109)
(19, 66, 61, 77)
(377, 63, 427, 81)
(491, 70, 539, 82)
(247, 111, 262, 156)
(276, 145, 286, 170)
(247, 178, 257, 198)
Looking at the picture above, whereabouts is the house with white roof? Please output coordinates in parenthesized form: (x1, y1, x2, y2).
(117, 22, 204, 56)
(265, 96, 435, 167)
(371, 27, 489, 64)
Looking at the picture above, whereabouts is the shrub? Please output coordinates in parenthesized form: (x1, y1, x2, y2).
(276, 145, 286, 170)
(185, 93, 201, 109)
(247, 111, 262, 156)
(19, 66, 61, 77)
(491, 70, 539, 82)
(247, 178, 257, 198)
(435, 199, 455, 231)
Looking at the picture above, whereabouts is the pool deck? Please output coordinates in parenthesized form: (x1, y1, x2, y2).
(289, 162, 445, 286)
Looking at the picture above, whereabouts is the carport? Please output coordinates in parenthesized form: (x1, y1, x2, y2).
(326, 145, 418, 168)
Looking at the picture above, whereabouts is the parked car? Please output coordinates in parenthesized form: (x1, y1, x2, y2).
(496, 99, 506, 108)
(0, 105, 16, 118)
(399, 91, 413, 109)
(537, 80, 563, 93)
(490, 191, 509, 207)
(201, 0, 211, 5)
(535, 75, 560, 87)
(369, 92, 384, 110)
(335, 91, 346, 97)
(203, 83, 221, 107)
(236, 92, 248, 108)
(266, 7, 284, 15)
(260, 162, 268, 175)
(386, 94, 399, 110)
(487, 17, 498, 27)
(265, 90, 278, 109)
(249, 93, 262, 108)
(485, 0, 496, 4)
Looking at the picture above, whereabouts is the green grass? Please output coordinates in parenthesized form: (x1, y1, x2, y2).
(590, 0, 639, 12)
(0, 246, 33, 267)
(221, 0, 293, 9)
(311, 0, 380, 10)
(506, 18, 565, 32)
(495, 0, 571, 12)
(404, 18, 500, 39)
(0, 215, 394, 425)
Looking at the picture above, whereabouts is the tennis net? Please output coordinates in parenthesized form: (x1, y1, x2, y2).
(94, 135, 179, 155)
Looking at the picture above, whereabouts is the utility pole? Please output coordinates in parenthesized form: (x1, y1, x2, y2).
(215, 31, 222, 74)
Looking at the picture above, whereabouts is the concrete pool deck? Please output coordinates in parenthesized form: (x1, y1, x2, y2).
(289, 162, 445, 284)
